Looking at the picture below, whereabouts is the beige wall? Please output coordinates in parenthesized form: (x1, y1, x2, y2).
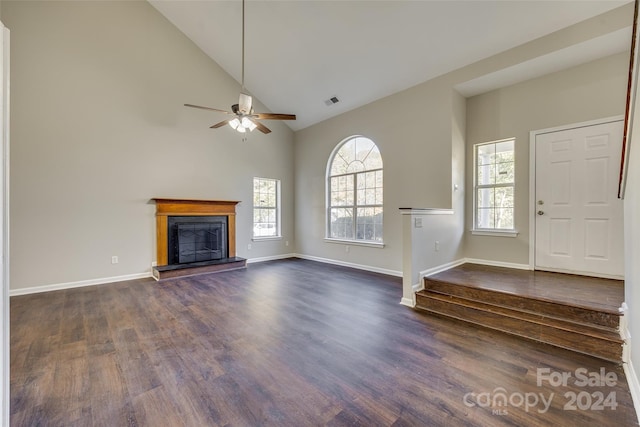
(624, 52, 640, 404)
(294, 76, 456, 275)
(404, 89, 467, 286)
(465, 52, 628, 265)
(294, 4, 631, 275)
(4, 1, 295, 290)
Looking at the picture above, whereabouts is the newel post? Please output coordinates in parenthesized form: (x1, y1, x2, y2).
(400, 209, 417, 307)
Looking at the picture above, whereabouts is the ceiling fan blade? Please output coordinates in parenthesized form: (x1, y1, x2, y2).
(184, 104, 234, 115)
(210, 120, 229, 129)
(238, 93, 253, 115)
(254, 113, 296, 121)
(254, 121, 272, 134)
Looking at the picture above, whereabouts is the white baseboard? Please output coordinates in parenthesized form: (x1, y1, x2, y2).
(624, 356, 640, 425)
(420, 258, 467, 279)
(246, 253, 296, 264)
(400, 297, 415, 307)
(621, 303, 630, 351)
(406, 259, 468, 307)
(9, 253, 399, 296)
(464, 258, 531, 270)
(294, 253, 402, 277)
(9, 272, 153, 297)
(11, 254, 294, 295)
(5, 257, 528, 297)
(412, 258, 467, 293)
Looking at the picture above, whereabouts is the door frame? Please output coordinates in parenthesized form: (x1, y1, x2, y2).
(528, 116, 624, 272)
(0, 21, 9, 427)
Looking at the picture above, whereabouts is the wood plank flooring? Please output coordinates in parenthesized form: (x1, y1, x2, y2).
(10, 259, 638, 426)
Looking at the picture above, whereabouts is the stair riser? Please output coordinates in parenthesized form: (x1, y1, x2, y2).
(416, 294, 623, 362)
(425, 279, 620, 329)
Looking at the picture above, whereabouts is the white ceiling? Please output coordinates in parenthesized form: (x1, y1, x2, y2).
(149, 0, 631, 131)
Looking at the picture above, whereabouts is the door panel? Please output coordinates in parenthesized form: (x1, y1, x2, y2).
(585, 157, 608, 203)
(584, 219, 609, 259)
(550, 160, 571, 204)
(549, 218, 571, 256)
(535, 120, 624, 278)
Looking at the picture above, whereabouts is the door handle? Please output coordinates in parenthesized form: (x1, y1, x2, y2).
(537, 210, 544, 216)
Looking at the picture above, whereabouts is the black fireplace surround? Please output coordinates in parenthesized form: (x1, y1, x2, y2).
(167, 216, 228, 265)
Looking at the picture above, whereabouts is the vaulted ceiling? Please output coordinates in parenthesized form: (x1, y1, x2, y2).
(149, 1, 631, 131)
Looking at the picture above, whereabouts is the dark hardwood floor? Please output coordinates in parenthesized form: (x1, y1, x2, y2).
(10, 259, 638, 426)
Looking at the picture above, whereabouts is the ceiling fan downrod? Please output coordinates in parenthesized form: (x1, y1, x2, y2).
(183, 0, 296, 135)
(241, 0, 245, 93)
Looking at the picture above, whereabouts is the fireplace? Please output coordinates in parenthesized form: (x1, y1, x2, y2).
(151, 198, 245, 280)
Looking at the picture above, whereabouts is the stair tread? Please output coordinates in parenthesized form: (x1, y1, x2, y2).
(416, 290, 623, 343)
(424, 277, 622, 316)
(425, 263, 623, 314)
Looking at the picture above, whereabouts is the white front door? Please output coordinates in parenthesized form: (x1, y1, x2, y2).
(534, 120, 624, 278)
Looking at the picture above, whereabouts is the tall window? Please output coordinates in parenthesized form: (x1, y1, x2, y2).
(253, 177, 280, 239)
(327, 136, 383, 243)
(474, 138, 515, 231)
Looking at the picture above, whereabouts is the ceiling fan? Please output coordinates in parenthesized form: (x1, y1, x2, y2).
(184, 0, 296, 135)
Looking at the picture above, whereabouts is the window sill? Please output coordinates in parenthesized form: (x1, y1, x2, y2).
(252, 236, 282, 242)
(399, 208, 454, 215)
(471, 229, 519, 238)
(324, 238, 385, 248)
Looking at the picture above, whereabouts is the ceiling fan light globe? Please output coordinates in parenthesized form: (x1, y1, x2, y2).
(237, 125, 246, 133)
(229, 118, 241, 130)
(241, 117, 256, 131)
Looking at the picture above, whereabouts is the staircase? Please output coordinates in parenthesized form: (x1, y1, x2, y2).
(415, 268, 625, 362)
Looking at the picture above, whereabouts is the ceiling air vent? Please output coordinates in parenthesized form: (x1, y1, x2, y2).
(324, 96, 340, 106)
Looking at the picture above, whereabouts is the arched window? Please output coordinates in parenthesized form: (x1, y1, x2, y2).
(327, 136, 383, 243)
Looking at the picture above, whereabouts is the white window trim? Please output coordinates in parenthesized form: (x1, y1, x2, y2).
(472, 138, 516, 234)
(252, 236, 282, 242)
(324, 238, 385, 248)
(325, 135, 384, 245)
(253, 177, 282, 240)
(471, 229, 519, 237)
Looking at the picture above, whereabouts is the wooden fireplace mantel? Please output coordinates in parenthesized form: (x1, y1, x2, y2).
(151, 198, 240, 266)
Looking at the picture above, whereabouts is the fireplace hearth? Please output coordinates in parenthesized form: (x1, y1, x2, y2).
(151, 199, 246, 280)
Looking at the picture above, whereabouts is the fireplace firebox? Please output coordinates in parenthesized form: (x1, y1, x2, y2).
(168, 216, 227, 264)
